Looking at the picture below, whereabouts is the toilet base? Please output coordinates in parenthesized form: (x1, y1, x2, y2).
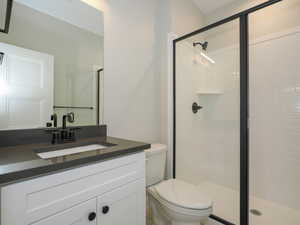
(148, 189, 210, 225)
(171, 218, 208, 225)
(152, 222, 201, 225)
(172, 222, 200, 225)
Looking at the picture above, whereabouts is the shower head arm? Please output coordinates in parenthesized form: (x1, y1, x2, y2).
(193, 41, 208, 51)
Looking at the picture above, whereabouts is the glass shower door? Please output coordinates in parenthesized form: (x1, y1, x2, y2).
(175, 19, 241, 225)
(249, 1, 300, 224)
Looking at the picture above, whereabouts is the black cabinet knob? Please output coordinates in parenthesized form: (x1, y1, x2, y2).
(88, 212, 96, 221)
(102, 206, 110, 214)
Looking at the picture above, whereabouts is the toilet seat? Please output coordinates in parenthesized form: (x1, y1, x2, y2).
(154, 179, 213, 210)
(148, 187, 212, 217)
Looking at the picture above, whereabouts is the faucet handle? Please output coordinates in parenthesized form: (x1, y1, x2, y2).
(46, 122, 52, 128)
(67, 112, 75, 123)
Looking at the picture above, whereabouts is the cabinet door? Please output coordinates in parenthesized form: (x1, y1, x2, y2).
(97, 179, 145, 225)
(32, 199, 97, 225)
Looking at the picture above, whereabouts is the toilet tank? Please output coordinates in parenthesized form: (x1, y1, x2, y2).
(145, 144, 167, 187)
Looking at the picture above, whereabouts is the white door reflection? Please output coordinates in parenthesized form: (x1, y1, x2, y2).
(0, 42, 53, 130)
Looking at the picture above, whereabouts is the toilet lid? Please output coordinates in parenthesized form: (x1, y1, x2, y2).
(154, 179, 213, 210)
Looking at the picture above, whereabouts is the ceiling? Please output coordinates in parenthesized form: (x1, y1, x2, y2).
(192, 0, 243, 14)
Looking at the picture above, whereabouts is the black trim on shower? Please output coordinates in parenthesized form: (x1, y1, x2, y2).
(209, 215, 235, 225)
(240, 14, 249, 225)
(172, 1, 283, 225)
(173, 0, 283, 43)
(172, 40, 176, 178)
(0, 0, 13, 34)
(97, 68, 104, 125)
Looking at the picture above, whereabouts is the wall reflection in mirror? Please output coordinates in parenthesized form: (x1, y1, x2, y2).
(0, 0, 104, 130)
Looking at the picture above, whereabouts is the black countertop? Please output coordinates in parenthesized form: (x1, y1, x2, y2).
(0, 136, 150, 187)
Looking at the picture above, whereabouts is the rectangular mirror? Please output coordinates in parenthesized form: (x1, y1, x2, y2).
(0, 0, 104, 130)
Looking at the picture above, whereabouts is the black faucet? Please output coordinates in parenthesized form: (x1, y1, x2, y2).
(62, 114, 67, 129)
(51, 113, 58, 128)
(62, 112, 75, 129)
(61, 112, 75, 140)
(46, 112, 79, 144)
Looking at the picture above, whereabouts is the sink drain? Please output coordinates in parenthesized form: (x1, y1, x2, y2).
(250, 209, 262, 216)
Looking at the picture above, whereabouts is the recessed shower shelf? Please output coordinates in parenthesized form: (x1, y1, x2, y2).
(196, 90, 223, 95)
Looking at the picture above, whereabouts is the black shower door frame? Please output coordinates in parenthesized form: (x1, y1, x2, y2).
(172, 1, 283, 225)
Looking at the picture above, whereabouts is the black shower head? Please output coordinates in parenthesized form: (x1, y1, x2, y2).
(193, 41, 208, 51)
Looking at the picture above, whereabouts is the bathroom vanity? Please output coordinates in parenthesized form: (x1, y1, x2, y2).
(0, 126, 149, 225)
(2, 152, 145, 225)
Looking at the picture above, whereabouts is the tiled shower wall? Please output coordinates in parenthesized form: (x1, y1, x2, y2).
(176, 9, 300, 225)
(249, 26, 300, 211)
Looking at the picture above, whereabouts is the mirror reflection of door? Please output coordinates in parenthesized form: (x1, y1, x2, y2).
(0, 42, 53, 130)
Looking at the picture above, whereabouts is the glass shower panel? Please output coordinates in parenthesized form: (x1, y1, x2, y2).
(175, 19, 240, 224)
(249, 1, 300, 224)
(54, 68, 98, 127)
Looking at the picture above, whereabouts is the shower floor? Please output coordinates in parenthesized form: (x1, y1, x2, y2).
(197, 182, 300, 225)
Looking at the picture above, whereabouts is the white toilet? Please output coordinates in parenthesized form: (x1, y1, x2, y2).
(146, 144, 213, 225)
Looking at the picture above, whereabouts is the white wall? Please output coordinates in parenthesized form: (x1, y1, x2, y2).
(82, 0, 161, 142)
(103, 0, 163, 142)
(82, 0, 204, 145)
(80, 0, 106, 11)
(169, 0, 205, 37)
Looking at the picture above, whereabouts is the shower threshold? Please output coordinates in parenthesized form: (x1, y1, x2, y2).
(197, 181, 300, 225)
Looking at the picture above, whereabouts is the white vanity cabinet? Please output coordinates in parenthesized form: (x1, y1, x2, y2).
(32, 198, 97, 225)
(97, 180, 144, 225)
(1, 152, 146, 225)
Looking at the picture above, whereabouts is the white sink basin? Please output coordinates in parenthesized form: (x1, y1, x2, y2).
(37, 144, 107, 159)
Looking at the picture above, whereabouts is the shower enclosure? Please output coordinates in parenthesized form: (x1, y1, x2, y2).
(173, 0, 300, 225)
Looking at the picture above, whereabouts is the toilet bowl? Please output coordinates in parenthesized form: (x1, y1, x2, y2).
(145, 145, 213, 225)
(147, 179, 212, 225)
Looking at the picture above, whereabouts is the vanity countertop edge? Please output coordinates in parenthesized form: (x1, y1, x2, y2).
(0, 135, 150, 187)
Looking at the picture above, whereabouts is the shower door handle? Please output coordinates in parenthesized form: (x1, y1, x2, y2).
(192, 102, 202, 113)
